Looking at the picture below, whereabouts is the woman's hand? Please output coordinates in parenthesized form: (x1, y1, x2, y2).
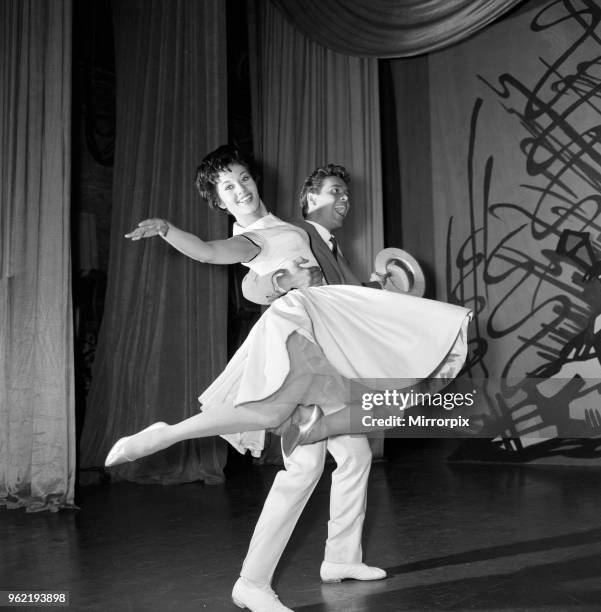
(125, 218, 169, 241)
(125, 220, 258, 265)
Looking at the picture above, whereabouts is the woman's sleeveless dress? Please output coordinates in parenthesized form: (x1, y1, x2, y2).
(199, 216, 472, 456)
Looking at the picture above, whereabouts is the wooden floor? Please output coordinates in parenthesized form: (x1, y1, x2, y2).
(4, 440, 601, 611)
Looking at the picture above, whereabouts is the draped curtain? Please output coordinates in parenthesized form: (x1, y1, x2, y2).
(248, 0, 383, 282)
(273, 0, 524, 57)
(0, 0, 75, 512)
(384, 56, 436, 294)
(248, 0, 528, 460)
(78, 0, 229, 484)
(248, 0, 524, 285)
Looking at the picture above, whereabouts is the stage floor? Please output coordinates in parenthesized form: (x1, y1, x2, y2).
(4, 441, 601, 611)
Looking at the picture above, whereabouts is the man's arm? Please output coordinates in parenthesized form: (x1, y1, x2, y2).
(241, 258, 325, 305)
(241, 270, 282, 305)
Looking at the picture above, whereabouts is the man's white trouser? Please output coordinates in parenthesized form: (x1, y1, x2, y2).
(240, 434, 372, 585)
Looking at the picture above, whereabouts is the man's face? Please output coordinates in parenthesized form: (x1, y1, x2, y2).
(306, 176, 350, 231)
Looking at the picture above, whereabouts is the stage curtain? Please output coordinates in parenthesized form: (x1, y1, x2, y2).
(78, 0, 229, 484)
(0, 0, 76, 512)
(248, 0, 383, 282)
(272, 0, 523, 58)
(381, 56, 437, 296)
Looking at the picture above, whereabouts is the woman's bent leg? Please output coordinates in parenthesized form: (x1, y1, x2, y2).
(302, 379, 455, 443)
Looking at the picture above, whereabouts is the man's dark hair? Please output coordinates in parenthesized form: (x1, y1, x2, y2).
(299, 164, 350, 218)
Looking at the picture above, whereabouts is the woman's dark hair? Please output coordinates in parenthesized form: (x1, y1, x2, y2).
(195, 145, 256, 211)
(299, 164, 350, 218)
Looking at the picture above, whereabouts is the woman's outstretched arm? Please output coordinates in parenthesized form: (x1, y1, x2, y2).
(125, 217, 259, 264)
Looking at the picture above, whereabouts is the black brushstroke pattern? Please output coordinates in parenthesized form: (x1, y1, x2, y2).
(447, 0, 601, 459)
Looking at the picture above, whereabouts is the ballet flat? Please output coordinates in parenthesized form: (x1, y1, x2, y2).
(281, 404, 323, 458)
(104, 422, 168, 467)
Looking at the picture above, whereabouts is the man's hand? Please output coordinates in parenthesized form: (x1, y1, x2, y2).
(372, 262, 413, 293)
(273, 257, 324, 292)
(369, 271, 387, 289)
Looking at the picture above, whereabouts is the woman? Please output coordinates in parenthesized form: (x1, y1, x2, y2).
(105, 145, 471, 466)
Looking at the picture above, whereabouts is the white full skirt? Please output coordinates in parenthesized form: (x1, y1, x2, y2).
(199, 285, 472, 455)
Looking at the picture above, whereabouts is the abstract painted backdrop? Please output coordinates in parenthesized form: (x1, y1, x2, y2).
(429, 0, 601, 463)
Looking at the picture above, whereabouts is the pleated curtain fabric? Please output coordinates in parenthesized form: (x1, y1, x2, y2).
(272, 0, 524, 58)
(248, 0, 384, 282)
(0, 0, 76, 512)
(385, 55, 436, 295)
(78, 0, 229, 484)
(253, 0, 525, 285)
(248, 1, 384, 458)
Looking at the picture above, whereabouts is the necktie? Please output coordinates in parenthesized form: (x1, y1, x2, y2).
(329, 235, 339, 260)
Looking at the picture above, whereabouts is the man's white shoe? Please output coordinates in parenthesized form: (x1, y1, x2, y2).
(232, 578, 293, 612)
(320, 561, 387, 583)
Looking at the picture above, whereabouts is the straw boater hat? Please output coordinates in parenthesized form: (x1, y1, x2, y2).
(374, 248, 426, 297)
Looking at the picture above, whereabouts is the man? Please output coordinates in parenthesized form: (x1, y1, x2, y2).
(232, 165, 386, 612)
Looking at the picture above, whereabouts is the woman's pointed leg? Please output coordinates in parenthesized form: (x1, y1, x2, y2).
(105, 400, 295, 466)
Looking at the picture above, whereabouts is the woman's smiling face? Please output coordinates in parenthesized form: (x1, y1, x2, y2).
(215, 163, 261, 217)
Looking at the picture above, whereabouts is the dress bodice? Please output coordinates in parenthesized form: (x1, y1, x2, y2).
(234, 214, 321, 276)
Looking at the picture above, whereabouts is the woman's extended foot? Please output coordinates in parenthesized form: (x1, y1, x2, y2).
(105, 422, 169, 467)
(280, 404, 323, 458)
